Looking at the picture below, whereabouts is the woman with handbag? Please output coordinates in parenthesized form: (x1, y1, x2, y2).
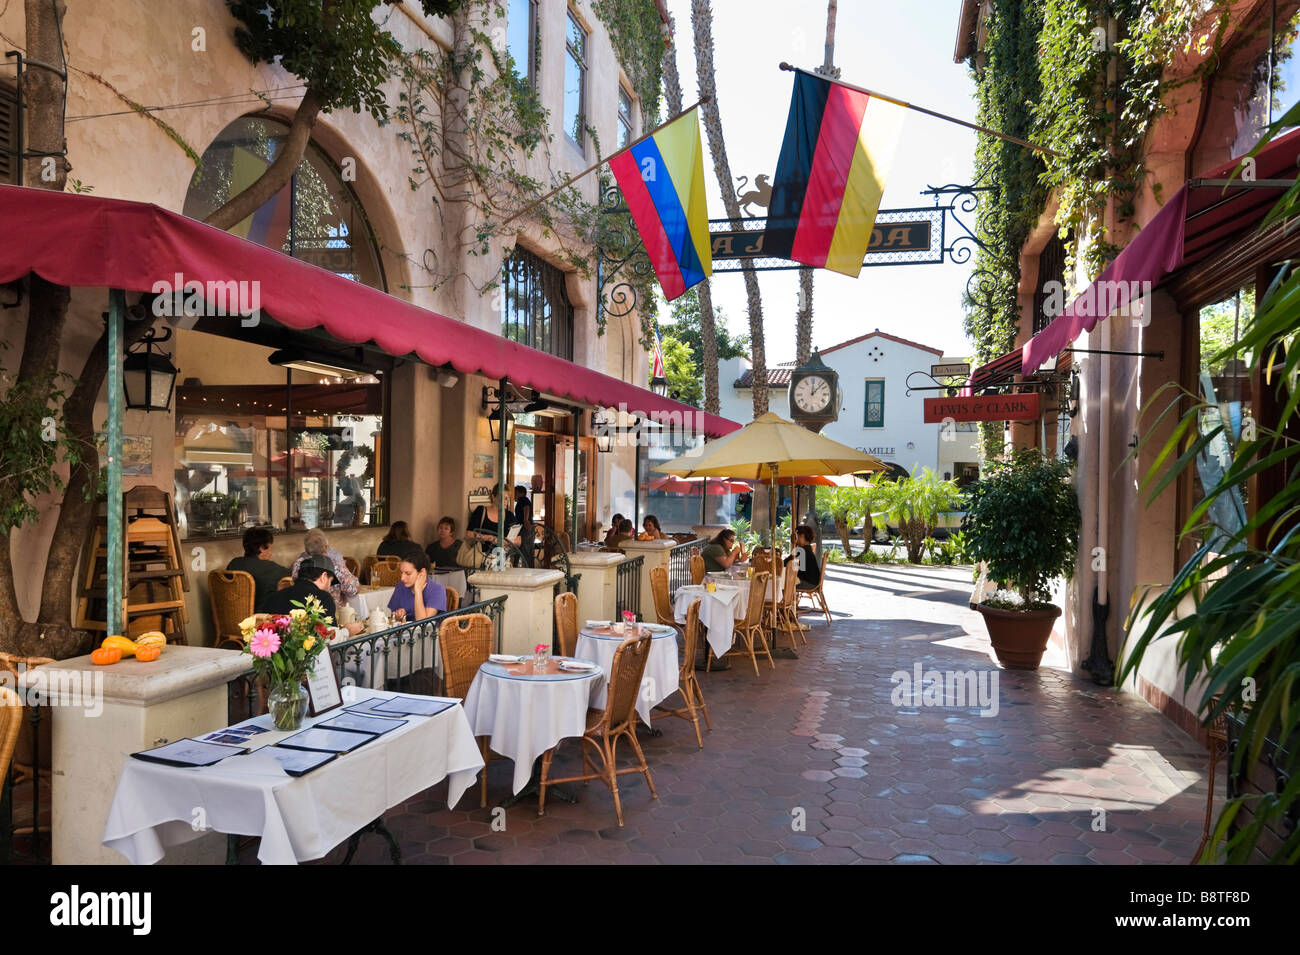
(462, 487, 521, 567)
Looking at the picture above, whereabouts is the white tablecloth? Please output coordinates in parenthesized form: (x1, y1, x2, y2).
(462, 659, 603, 795)
(673, 585, 743, 660)
(577, 625, 680, 725)
(101, 686, 483, 865)
(347, 585, 395, 621)
(433, 569, 468, 598)
(727, 574, 783, 614)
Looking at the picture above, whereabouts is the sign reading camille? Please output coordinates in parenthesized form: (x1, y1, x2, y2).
(923, 393, 1040, 423)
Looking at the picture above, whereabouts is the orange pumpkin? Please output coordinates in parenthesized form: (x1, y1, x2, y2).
(134, 645, 162, 662)
(91, 646, 122, 665)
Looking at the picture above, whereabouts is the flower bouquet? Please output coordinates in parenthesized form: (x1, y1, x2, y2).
(239, 595, 334, 730)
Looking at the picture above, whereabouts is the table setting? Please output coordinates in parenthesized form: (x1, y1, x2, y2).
(101, 685, 484, 865)
(577, 621, 681, 725)
(673, 583, 743, 661)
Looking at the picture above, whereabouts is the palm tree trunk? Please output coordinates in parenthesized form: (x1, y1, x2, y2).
(796, 268, 813, 365)
(691, 0, 767, 417)
(663, 16, 719, 415)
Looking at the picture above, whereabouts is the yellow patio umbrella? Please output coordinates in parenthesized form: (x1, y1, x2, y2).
(655, 413, 886, 657)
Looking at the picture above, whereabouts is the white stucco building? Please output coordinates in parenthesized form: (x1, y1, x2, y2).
(720, 330, 979, 483)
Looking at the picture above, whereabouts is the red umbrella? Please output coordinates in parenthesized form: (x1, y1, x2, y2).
(647, 475, 751, 494)
(757, 473, 873, 487)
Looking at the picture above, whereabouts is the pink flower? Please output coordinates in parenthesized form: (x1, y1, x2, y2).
(535, 644, 549, 653)
(250, 627, 281, 658)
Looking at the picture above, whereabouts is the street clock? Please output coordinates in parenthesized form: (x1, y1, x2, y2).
(789, 349, 839, 433)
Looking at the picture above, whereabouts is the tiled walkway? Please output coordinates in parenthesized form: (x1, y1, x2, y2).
(311, 562, 1213, 865)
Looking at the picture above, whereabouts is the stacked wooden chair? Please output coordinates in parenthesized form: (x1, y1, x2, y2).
(438, 613, 494, 807)
(539, 633, 657, 826)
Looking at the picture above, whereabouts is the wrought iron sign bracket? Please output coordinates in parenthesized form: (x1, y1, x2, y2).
(906, 369, 968, 397)
(1064, 348, 1164, 361)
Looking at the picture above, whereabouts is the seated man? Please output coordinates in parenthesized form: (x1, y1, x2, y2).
(226, 527, 291, 613)
(264, 555, 365, 636)
(785, 524, 821, 591)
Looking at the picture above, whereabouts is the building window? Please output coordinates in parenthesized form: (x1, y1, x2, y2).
(617, 85, 635, 148)
(0, 81, 17, 185)
(1032, 232, 1068, 335)
(564, 10, 588, 151)
(506, 0, 537, 87)
(183, 116, 386, 290)
(864, 379, 885, 428)
(501, 246, 575, 360)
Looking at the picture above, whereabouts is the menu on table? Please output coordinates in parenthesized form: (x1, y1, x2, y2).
(277, 726, 376, 754)
(131, 738, 248, 768)
(317, 712, 407, 736)
(266, 746, 339, 776)
(347, 695, 455, 718)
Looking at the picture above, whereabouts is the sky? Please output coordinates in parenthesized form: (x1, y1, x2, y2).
(661, 0, 978, 364)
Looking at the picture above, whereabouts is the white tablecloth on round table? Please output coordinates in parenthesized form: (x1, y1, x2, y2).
(347, 585, 395, 620)
(727, 574, 783, 615)
(462, 660, 603, 794)
(101, 686, 483, 865)
(673, 585, 743, 660)
(433, 569, 468, 598)
(577, 625, 680, 725)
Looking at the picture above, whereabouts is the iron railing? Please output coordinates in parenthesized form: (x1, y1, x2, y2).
(668, 538, 706, 596)
(616, 555, 643, 618)
(227, 596, 507, 725)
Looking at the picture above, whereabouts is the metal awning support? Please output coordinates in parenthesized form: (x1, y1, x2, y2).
(1064, 347, 1164, 360)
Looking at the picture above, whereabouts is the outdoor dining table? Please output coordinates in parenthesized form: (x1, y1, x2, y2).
(347, 584, 395, 620)
(673, 584, 743, 661)
(101, 686, 483, 865)
(461, 658, 604, 795)
(576, 624, 680, 725)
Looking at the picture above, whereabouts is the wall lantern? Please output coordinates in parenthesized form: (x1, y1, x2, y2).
(488, 410, 514, 444)
(592, 409, 614, 452)
(123, 327, 179, 412)
(650, 374, 669, 397)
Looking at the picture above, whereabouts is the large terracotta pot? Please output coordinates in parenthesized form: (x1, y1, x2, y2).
(975, 603, 1061, 670)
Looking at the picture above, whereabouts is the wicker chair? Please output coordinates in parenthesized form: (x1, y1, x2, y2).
(689, 554, 706, 585)
(718, 571, 774, 674)
(276, 576, 293, 591)
(208, 570, 255, 649)
(765, 560, 804, 649)
(652, 600, 712, 747)
(796, 549, 832, 625)
(344, 556, 361, 578)
(0, 652, 53, 840)
(445, 587, 460, 612)
(438, 613, 494, 807)
(648, 566, 679, 631)
(361, 555, 402, 587)
(539, 634, 657, 826)
(554, 592, 578, 657)
(0, 686, 22, 818)
(751, 549, 773, 578)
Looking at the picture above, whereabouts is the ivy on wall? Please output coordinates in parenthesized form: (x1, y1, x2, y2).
(964, 0, 1231, 462)
(592, 0, 666, 129)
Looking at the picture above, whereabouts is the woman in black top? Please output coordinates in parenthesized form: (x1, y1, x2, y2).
(426, 516, 462, 568)
(785, 524, 821, 590)
(467, 487, 521, 547)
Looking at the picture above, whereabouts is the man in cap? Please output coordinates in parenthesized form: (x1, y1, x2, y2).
(264, 555, 364, 635)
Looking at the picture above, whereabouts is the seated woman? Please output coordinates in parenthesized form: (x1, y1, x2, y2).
(637, 514, 667, 541)
(465, 486, 521, 548)
(784, 524, 822, 590)
(701, 528, 747, 573)
(290, 527, 360, 606)
(603, 513, 625, 547)
(608, 518, 635, 548)
(388, 551, 447, 623)
(425, 516, 462, 568)
(377, 520, 425, 562)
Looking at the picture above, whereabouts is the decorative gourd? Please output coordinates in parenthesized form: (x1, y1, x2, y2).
(135, 632, 166, 651)
(134, 645, 162, 662)
(91, 646, 122, 665)
(101, 635, 138, 658)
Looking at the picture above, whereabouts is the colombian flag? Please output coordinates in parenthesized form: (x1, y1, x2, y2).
(609, 109, 711, 301)
(765, 71, 906, 277)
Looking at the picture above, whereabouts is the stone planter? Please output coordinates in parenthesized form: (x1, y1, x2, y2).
(975, 603, 1061, 670)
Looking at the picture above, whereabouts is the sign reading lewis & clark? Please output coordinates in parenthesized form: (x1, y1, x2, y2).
(923, 393, 1040, 423)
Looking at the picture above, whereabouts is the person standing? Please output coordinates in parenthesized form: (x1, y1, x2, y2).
(466, 487, 521, 548)
(226, 527, 291, 613)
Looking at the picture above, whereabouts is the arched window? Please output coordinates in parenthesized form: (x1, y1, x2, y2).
(500, 246, 574, 359)
(183, 116, 385, 289)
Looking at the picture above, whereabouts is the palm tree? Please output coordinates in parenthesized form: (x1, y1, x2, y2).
(691, 0, 768, 417)
(663, 16, 721, 415)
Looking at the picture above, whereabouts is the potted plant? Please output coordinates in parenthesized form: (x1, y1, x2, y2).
(961, 449, 1080, 669)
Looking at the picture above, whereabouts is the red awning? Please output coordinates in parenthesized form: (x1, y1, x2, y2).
(1017, 128, 1300, 373)
(0, 185, 740, 438)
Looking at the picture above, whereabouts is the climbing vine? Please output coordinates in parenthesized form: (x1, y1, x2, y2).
(592, 0, 666, 129)
(965, 0, 1233, 461)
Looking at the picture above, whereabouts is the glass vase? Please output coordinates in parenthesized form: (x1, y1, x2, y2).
(268, 678, 308, 731)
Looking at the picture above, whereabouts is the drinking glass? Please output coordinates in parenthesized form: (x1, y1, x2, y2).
(533, 646, 550, 672)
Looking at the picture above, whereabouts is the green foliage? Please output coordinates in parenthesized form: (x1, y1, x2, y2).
(1122, 105, 1300, 863)
(662, 286, 749, 360)
(728, 516, 759, 551)
(0, 355, 86, 533)
(815, 483, 891, 554)
(658, 335, 702, 406)
(877, 470, 966, 564)
(961, 448, 1079, 604)
(227, 0, 462, 119)
(591, 0, 665, 131)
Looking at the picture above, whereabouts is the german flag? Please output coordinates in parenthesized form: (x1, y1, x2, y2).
(765, 70, 906, 277)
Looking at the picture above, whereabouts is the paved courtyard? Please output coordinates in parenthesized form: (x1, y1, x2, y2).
(306, 561, 1213, 865)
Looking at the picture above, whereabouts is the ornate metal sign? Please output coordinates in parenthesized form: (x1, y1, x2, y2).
(923, 393, 1040, 423)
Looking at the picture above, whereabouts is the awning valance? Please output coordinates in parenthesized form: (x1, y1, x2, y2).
(1013, 128, 1300, 373)
(0, 185, 740, 438)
